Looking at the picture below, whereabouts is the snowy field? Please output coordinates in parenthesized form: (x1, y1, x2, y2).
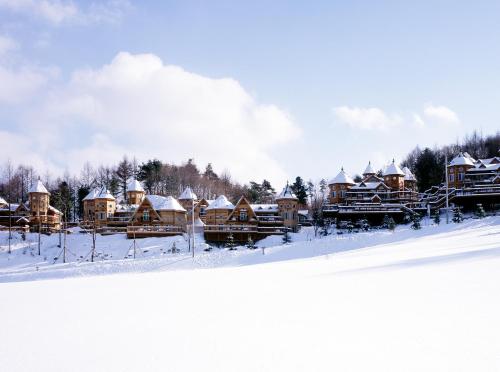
(1, 216, 500, 371)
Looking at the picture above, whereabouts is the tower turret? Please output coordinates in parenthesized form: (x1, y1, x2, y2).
(126, 179, 145, 205)
(28, 179, 50, 226)
(383, 159, 405, 191)
(276, 183, 299, 232)
(328, 167, 355, 204)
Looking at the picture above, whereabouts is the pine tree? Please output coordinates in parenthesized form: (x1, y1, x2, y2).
(433, 211, 441, 225)
(384, 215, 396, 231)
(403, 212, 412, 224)
(476, 203, 486, 219)
(246, 235, 257, 249)
(452, 207, 463, 223)
(226, 232, 237, 250)
(282, 229, 292, 244)
(411, 213, 422, 230)
(115, 156, 133, 199)
(291, 176, 308, 205)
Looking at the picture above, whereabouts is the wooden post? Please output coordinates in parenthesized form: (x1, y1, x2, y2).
(91, 219, 96, 262)
(192, 198, 195, 258)
(37, 207, 41, 256)
(63, 215, 67, 264)
(445, 154, 449, 224)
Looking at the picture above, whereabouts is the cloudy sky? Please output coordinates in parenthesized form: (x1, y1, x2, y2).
(1, 1, 499, 186)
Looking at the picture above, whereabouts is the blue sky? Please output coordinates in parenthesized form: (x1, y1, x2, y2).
(0, 0, 499, 186)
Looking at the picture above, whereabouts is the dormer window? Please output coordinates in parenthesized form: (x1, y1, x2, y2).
(239, 210, 248, 221)
(143, 209, 150, 221)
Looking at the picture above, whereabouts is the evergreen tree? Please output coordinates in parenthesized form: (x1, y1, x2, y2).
(282, 229, 292, 244)
(319, 179, 327, 199)
(452, 207, 464, 223)
(433, 211, 441, 225)
(204, 163, 218, 180)
(411, 213, 422, 230)
(383, 214, 396, 231)
(226, 233, 237, 250)
(291, 176, 308, 205)
(476, 203, 486, 218)
(115, 156, 133, 199)
(246, 235, 257, 249)
(403, 212, 412, 224)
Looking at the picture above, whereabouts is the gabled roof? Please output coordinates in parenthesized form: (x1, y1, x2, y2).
(276, 183, 298, 200)
(95, 188, 116, 200)
(127, 179, 144, 193)
(328, 168, 355, 185)
(0, 197, 7, 206)
(29, 179, 49, 194)
(227, 196, 257, 221)
(83, 188, 99, 201)
(383, 160, 405, 176)
(363, 161, 375, 175)
(251, 204, 279, 212)
(206, 195, 235, 210)
(402, 167, 417, 181)
(179, 186, 197, 200)
(350, 182, 389, 190)
(146, 195, 186, 212)
(449, 153, 475, 167)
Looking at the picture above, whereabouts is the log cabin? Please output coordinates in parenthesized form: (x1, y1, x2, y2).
(324, 160, 419, 224)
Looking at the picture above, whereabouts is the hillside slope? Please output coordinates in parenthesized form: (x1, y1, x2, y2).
(0, 217, 499, 371)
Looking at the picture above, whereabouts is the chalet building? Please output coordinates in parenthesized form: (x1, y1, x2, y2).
(204, 184, 299, 243)
(324, 160, 419, 223)
(178, 186, 213, 225)
(82, 179, 145, 228)
(423, 152, 500, 211)
(127, 195, 187, 238)
(28, 179, 62, 230)
(0, 199, 30, 227)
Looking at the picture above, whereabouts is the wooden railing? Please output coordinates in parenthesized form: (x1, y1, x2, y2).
(127, 225, 183, 233)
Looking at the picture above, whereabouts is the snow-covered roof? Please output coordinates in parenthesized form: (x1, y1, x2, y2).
(95, 188, 116, 200)
(16, 217, 29, 224)
(449, 153, 475, 167)
(179, 186, 197, 200)
(29, 179, 49, 194)
(194, 217, 205, 227)
(363, 161, 375, 175)
(276, 184, 298, 200)
(251, 204, 279, 212)
(403, 167, 417, 181)
(477, 157, 500, 165)
(49, 205, 63, 215)
(350, 182, 387, 190)
(469, 163, 500, 172)
(127, 179, 144, 193)
(328, 168, 355, 185)
(383, 160, 405, 176)
(205, 195, 235, 210)
(146, 195, 186, 212)
(83, 188, 99, 201)
(0, 197, 7, 205)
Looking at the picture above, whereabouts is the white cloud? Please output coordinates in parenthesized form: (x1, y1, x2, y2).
(0, 35, 18, 55)
(412, 113, 425, 128)
(0, 0, 130, 25)
(333, 106, 401, 131)
(423, 104, 460, 125)
(11, 52, 300, 186)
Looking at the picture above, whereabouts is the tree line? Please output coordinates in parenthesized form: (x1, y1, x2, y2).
(0, 156, 314, 222)
(401, 130, 499, 192)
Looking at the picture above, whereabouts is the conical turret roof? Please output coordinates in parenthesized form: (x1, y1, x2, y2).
(328, 168, 355, 185)
(363, 161, 375, 175)
(383, 160, 405, 176)
(29, 179, 49, 194)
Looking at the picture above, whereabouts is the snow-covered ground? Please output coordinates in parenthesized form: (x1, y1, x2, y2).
(1, 216, 500, 371)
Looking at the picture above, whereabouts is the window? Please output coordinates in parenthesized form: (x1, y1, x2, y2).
(199, 207, 206, 216)
(449, 174, 455, 182)
(458, 173, 464, 181)
(143, 209, 150, 221)
(332, 191, 337, 198)
(239, 209, 248, 221)
(340, 191, 346, 198)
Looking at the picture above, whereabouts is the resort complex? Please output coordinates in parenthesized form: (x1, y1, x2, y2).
(0, 153, 499, 240)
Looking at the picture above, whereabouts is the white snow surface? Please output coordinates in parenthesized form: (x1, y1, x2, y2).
(1, 216, 500, 371)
